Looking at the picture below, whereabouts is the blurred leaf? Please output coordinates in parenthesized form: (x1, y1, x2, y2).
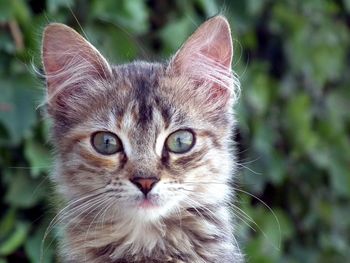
(25, 223, 54, 263)
(0, 73, 41, 145)
(246, 0, 266, 16)
(244, 207, 294, 262)
(5, 170, 47, 208)
(0, 1, 14, 22)
(0, 32, 16, 54)
(159, 17, 195, 55)
(246, 72, 272, 115)
(24, 139, 52, 178)
(345, 0, 350, 11)
(271, 3, 305, 33)
(245, 237, 274, 263)
(11, 0, 31, 25)
(329, 159, 350, 197)
(0, 222, 29, 256)
(275, 3, 350, 87)
(85, 24, 137, 62)
(0, 209, 16, 238)
(285, 94, 318, 153)
(195, 0, 218, 16)
(47, 0, 74, 13)
(327, 87, 350, 131)
(92, 0, 149, 34)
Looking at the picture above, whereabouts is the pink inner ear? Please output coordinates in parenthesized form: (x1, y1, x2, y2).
(197, 21, 233, 69)
(170, 16, 234, 106)
(42, 23, 111, 99)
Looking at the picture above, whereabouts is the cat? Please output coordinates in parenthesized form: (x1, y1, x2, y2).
(42, 15, 243, 263)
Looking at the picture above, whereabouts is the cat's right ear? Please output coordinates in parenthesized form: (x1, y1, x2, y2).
(42, 23, 112, 101)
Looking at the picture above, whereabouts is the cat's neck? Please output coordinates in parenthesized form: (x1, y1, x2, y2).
(60, 204, 242, 263)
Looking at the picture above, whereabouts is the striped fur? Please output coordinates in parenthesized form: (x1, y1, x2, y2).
(42, 16, 243, 263)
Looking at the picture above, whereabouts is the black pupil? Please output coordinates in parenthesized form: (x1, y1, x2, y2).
(104, 137, 111, 149)
(176, 137, 182, 147)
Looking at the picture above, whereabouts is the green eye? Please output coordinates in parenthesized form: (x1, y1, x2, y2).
(166, 129, 195, 153)
(91, 131, 122, 155)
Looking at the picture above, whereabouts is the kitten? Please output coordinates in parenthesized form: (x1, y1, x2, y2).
(42, 16, 243, 263)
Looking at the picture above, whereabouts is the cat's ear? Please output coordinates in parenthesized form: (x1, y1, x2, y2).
(168, 16, 236, 106)
(42, 23, 112, 98)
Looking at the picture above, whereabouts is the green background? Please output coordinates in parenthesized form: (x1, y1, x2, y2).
(0, 0, 349, 262)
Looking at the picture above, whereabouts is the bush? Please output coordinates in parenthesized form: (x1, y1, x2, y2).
(0, 0, 349, 262)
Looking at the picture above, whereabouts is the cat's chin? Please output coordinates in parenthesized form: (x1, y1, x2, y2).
(130, 205, 166, 222)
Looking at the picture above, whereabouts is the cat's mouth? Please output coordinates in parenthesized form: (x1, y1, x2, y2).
(136, 194, 161, 209)
(139, 198, 158, 209)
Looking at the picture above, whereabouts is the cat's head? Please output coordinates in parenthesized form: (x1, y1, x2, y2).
(42, 16, 239, 222)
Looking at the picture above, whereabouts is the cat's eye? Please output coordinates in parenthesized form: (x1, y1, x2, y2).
(91, 131, 122, 155)
(165, 129, 195, 154)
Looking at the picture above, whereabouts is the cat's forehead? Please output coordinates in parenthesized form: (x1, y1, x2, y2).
(111, 62, 164, 105)
(114, 61, 165, 82)
(109, 62, 170, 128)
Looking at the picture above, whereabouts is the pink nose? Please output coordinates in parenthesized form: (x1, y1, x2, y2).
(130, 177, 159, 196)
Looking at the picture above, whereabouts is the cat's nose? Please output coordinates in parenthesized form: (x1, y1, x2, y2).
(130, 177, 159, 196)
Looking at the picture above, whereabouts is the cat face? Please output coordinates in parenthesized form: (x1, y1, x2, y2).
(42, 17, 239, 223)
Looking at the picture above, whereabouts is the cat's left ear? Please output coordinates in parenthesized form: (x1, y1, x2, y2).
(168, 16, 235, 106)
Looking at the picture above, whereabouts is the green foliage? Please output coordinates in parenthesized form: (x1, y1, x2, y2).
(0, 0, 349, 262)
